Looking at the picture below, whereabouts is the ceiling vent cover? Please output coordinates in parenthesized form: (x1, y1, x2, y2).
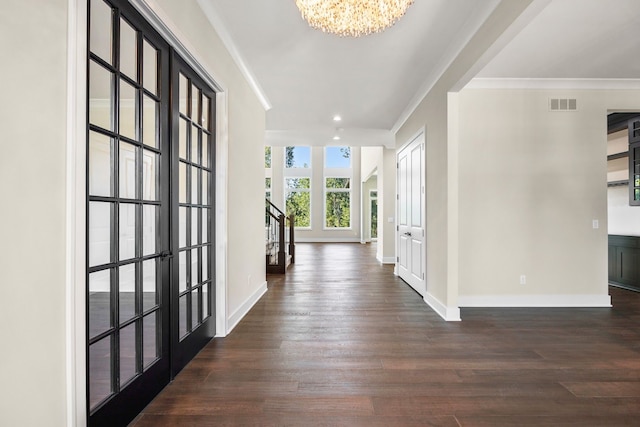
(550, 98, 577, 111)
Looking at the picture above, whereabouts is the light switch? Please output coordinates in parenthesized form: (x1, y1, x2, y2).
(592, 219, 599, 229)
(388, 217, 394, 223)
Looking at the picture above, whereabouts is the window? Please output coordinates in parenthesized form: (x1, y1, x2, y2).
(370, 190, 378, 239)
(325, 178, 351, 228)
(284, 146, 312, 227)
(285, 177, 311, 227)
(324, 146, 351, 228)
(285, 146, 311, 168)
(325, 146, 351, 168)
(265, 178, 272, 200)
(265, 146, 271, 168)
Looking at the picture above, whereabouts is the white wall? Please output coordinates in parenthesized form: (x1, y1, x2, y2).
(609, 186, 640, 236)
(152, 0, 267, 325)
(0, 1, 69, 425)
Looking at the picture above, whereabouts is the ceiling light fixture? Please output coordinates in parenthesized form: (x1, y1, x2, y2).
(333, 115, 342, 122)
(333, 136, 341, 140)
(295, 0, 414, 38)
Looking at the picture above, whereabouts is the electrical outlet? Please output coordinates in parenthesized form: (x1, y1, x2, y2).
(519, 275, 526, 285)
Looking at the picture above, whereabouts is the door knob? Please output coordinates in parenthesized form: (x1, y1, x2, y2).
(404, 232, 412, 236)
(160, 250, 173, 260)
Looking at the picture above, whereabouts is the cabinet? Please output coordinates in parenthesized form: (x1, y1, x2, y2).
(609, 235, 640, 291)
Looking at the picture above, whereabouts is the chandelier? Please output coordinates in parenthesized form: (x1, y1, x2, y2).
(295, 0, 414, 38)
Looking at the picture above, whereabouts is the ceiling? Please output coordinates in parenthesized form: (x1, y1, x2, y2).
(198, 0, 640, 147)
(477, 0, 640, 79)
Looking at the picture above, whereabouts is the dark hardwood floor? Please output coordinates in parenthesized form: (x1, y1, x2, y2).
(132, 243, 640, 426)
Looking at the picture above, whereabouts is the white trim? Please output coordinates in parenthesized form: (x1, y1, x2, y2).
(391, 0, 502, 134)
(129, 0, 226, 93)
(424, 292, 461, 322)
(295, 237, 361, 243)
(195, 0, 271, 110)
(466, 78, 640, 90)
(67, 0, 87, 424)
(458, 294, 612, 308)
(226, 281, 268, 334)
(215, 92, 229, 337)
(376, 256, 396, 264)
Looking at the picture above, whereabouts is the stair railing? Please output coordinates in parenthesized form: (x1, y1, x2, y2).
(266, 199, 295, 274)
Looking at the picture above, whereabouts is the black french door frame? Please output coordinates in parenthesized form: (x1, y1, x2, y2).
(170, 53, 217, 375)
(86, 0, 216, 425)
(86, 0, 172, 425)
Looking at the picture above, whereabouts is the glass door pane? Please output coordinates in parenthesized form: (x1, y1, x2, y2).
(171, 60, 215, 375)
(87, 0, 170, 425)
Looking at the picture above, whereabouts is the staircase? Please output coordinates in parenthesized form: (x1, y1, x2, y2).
(266, 199, 295, 274)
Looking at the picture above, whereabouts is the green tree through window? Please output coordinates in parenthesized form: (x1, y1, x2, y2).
(325, 178, 350, 228)
(286, 177, 310, 227)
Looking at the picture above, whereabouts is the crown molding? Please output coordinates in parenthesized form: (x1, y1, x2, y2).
(466, 78, 640, 90)
(196, 0, 272, 111)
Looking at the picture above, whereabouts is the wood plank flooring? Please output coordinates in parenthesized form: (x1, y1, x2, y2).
(132, 243, 640, 426)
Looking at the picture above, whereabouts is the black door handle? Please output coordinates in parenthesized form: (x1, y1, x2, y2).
(160, 250, 173, 260)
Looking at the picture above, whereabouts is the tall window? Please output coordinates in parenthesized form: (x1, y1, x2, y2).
(285, 146, 311, 227)
(265, 146, 272, 201)
(324, 146, 351, 228)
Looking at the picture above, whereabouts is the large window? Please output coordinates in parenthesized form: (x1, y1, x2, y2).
(324, 146, 351, 228)
(285, 146, 311, 168)
(285, 177, 311, 227)
(284, 146, 311, 227)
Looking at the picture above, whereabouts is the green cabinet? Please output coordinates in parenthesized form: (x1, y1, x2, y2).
(609, 235, 640, 291)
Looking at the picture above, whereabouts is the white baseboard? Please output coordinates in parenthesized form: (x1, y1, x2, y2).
(226, 281, 268, 334)
(294, 237, 361, 243)
(376, 255, 396, 264)
(424, 292, 461, 321)
(457, 294, 612, 307)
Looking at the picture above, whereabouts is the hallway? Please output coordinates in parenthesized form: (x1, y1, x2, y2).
(133, 243, 640, 426)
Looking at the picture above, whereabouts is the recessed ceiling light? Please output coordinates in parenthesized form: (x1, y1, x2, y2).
(333, 115, 342, 122)
(333, 136, 341, 141)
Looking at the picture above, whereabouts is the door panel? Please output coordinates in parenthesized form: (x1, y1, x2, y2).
(87, 0, 171, 425)
(397, 133, 425, 296)
(171, 55, 216, 375)
(86, 0, 216, 424)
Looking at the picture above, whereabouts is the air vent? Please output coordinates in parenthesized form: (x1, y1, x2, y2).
(550, 98, 577, 111)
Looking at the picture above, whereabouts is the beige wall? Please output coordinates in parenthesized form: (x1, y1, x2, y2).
(377, 148, 397, 263)
(395, 0, 534, 313)
(0, 1, 69, 425)
(457, 88, 618, 301)
(152, 0, 267, 318)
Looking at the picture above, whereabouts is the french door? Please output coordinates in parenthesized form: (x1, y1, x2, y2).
(397, 133, 426, 296)
(171, 55, 216, 374)
(86, 0, 215, 425)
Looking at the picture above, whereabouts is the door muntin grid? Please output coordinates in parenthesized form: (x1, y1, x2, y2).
(177, 72, 213, 341)
(87, 0, 163, 412)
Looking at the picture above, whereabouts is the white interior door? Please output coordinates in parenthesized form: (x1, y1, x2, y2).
(397, 133, 425, 295)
